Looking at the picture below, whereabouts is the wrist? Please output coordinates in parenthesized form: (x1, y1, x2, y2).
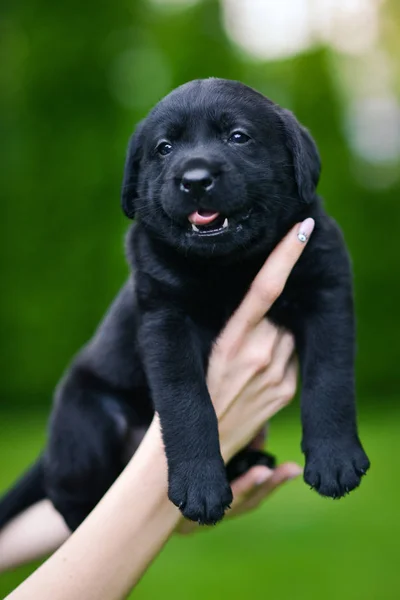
(219, 420, 255, 465)
(122, 416, 183, 530)
(220, 431, 239, 465)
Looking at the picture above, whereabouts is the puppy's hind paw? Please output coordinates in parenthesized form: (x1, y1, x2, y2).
(226, 448, 276, 482)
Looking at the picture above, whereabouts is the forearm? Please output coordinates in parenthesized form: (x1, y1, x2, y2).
(0, 501, 69, 573)
(7, 417, 182, 600)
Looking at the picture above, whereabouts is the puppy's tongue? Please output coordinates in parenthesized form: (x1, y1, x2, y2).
(188, 211, 220, 225)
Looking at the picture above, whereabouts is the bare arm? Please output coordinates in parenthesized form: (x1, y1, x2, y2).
(0, 500, 69, 573)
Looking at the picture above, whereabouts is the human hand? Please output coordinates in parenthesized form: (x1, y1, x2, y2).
(208, 218, 315, 462)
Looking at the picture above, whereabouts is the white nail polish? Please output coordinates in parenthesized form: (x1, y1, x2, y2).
(297, 218, 315, 243)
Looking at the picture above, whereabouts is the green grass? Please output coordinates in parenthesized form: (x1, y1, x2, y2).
(0, 405, 398, 600)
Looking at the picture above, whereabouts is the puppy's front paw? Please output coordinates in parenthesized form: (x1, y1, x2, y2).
(168, 459, 233, 525)
(304, 438, 370, 498)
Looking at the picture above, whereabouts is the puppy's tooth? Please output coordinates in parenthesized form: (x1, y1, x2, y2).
(191, 223, 200, 232)
(222, 218, 228, 229)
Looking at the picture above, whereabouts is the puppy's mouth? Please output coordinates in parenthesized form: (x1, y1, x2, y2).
(188, 210, 228, 236)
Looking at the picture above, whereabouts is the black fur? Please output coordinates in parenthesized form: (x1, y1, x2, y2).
(0, 78, 370, 530)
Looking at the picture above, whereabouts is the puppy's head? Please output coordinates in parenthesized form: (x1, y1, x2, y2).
(122, 78, 320, 258)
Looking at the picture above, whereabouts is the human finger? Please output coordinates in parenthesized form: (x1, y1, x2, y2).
(223, 218, 315, 342)
(232, 462, 302, 516)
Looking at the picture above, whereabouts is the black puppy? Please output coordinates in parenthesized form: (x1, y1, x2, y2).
(0, 78, 370, 530)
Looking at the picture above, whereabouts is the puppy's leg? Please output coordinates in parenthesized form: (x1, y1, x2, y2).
(139, 309, 232, 525)
(295, 284, 370, 498)
(44, 370, 128, 531)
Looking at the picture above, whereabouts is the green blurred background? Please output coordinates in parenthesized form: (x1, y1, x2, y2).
(1, 0, 399, 597)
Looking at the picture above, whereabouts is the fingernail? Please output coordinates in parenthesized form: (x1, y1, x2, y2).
(297, 218, 315, 243)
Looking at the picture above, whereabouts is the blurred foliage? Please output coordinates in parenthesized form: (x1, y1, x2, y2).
(0, 0, 399, 408)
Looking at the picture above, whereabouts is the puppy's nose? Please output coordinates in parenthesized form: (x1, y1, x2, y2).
(180, 168, 214, 195)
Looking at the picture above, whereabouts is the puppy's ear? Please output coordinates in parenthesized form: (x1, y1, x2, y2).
(121, 120, 146, 219)
(278, 108, 321, 203)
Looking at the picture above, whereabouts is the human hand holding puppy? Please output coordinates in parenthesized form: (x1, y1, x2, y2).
(211, 220, 316, 459)
(0, 219, 308, 576)
(5, 221, 310, 600)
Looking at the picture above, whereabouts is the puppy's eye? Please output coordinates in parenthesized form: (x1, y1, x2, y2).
(228, 131, 251, 144)
(157, 141, 173, 156)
